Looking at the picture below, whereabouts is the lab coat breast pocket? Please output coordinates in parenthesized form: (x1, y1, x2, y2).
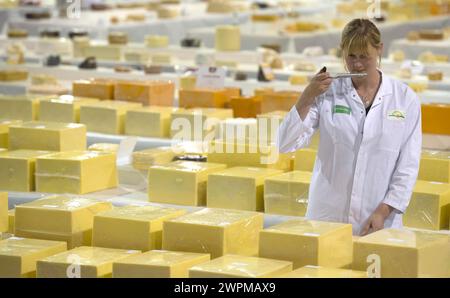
(377, 118, 406, 153)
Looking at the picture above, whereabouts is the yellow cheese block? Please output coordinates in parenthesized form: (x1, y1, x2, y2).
(8, 209, 14, 234)
(207, 167, 284, 211)
(79, 100, 142, 134)
(39, 95, 99, 123)
(28, 84, 69, 96)
(0, 70, 28, 81)
(0, 94, 50, 121)
(294, 148, 317, 171)
(215, 25, 240, 52)
(113, 250, 210, 278)
(35, 151, 118, 194)
(82, 45, 122, 61)
(114, 80, 175, 106)
(148, 161, 227, 206)
(72, 36, 90, 58)
(125, 106, 180, 138)
(0, 150, 52, 192)
(289, 74, 308, 85)
(88, 143, 119, 153)
(36, 246, 140, 278)
(124, 50, 149, 63)
(0, 237, 67, 278)
(214, 118, 258, 143)
(157, 5, 179, 18)
(189, 254, 292, 278)
(353, 228, 450, 277)
(132, 146, 178, 171)
(281, 265, 367, 278)
(404, 180, 450, 230)
(92, 205, 186, 251)
(8, 121, 86, 151)
(72, 79, 115, 100)
(264, 170, 311, 216)
(179, 75, 197, 90)
(179, 89, 229, 109)
(145, 35, 169, 48)
(151, 53, 172, 65)
(0, 192, 7, 232)
(259, 219, 353, 269)
(419, 150, 450, 183)
(256, 110, 287, 143)
(0, 119, 22, 148)
(230, 96, 262, 118)
(261, 91, 300, 113)
(162, 208, 263, 258)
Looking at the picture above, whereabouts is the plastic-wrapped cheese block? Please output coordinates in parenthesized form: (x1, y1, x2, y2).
(156, 5, 179, 18)
(145, 35, 169, 48)
(0, 70, 28, 81)
(36, 246, 140, 278)
(114, 80, 175, 106)
(261, 91, 300, 113)
(72, 79, 115, 100)
(8, 209, 14, 234)
(0, 94, 52, 121)
(148, 161, 227, 206)
(125, 106, 180, 138)
(294, 148, 317, 172)
(108, 32, 128, 45)
(0, 192, 7, 233)
(230, 96, 262, 118)
(404, 180, 450, 230)
(419, 150, 450, 183)
(189, 254, 292, 278)
(113, 250, 210, 278)
(93, 205, 186, 251)
(87, 143, 119, 153)
(82, 45, 122, 61)
(162, 208, 263, 258)
(35, 151, 118, 194)
(179, 89, 229, 109)
(39, 95, 99, 123)
(0, 119, 22, 148)
(259, 219, 353, 269)
(0, 150, 52, 192)
(353, 229, 450, 277)
(421, 103, 450, 136)
(215, 25, 240, 52)
(264, 171, 311, 216)
(8, 122, 86, 151)
(281, 265, 367, 278)
(132, 147, 178, 171)
(0, 237, 67, 278)
(207, 167, 283, 211)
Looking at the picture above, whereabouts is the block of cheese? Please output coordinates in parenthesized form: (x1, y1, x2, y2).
(88, 143, 119, 153)
(215, 25, 240, 52)
(124, 50, 149, 63)
(28, 84, 69, 96)
(8, 122, 86, 151)
(35, 151, 118, 194)
(289, 74, 308, 85)
(82, 45, 122, 61)
(404, 180, 450, 230)
(170, 108, 233, 141)
(261, 91, 300, 113)
(39, 95, 99, 123)
(353, 229, 450, 277)
(151, 53, 172, 64)
(259, 219, 353, 269)
(419, 150, 450, 183)
(285, 21, 324, 33)
(114, 80, 175, 106)
(421, 103, 450, 135)
(125, 106, 180, 138)
(179, 74, 197, 90)
(428, 71, 443, 81)
(72, 36, 90, 58)
(0, 119, 22, 148)
(148, 161, 227, 206)
(281, 265, 367, 278)
(419, 29, 445, 40)
(230, 96, 262, 118)
(0, 150, 52, 192)
(294, 148, 317, 171)
(215, 118, 258, 143)
(31, 74, 58, 86)
(132, 147, 178, 171)
(93, 205, 186, 251)
(15, 196, 112, 248)
(264, 171, 311, 216)
(0, 94, 51, 121)
(36, 246, 140, 278)
(0, 237, 67, 278)
(79, 100, 142, 134)
(179, 89, 229, 109)
(256, 110, 287, 143)
(113, 250, 210, 278)
(0, 192, 7, 232)
(145, 35, 169, 48)
(207, 167, 284, 211)
(157, 5, 179, 18)
(108, 32, 128, 45)
(189, 254, 292, 278)
(0, 70, 28, 81)
(162, 208, 264, 258)
(72, 79, 115, 100)
(8, 209, 14, 234)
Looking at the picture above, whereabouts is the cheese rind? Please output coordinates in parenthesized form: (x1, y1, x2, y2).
(419, 150, 450, 183)
(72, 79, 115, 100)
(114, 80, 174, 106)
(178, 89, 229, 109)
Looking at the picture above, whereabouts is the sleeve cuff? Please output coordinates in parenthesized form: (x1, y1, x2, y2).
(383, 196, 407, 214)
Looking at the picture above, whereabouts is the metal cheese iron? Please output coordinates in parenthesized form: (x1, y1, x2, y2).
(319, 66, 367, 79)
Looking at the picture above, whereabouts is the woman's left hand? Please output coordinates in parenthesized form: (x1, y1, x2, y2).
(361, 203, 394, 236)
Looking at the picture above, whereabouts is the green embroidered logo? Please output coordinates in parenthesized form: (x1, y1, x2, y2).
(387, 110, 406, 120)
(333, 105, 352, 115)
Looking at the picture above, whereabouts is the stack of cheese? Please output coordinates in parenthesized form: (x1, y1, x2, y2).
(125, 106, 180, 138)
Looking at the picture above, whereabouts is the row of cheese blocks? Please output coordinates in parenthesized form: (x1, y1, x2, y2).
(1, 194, 449, 277)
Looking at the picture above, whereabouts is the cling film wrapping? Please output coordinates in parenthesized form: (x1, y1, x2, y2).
(418, 149, 450, 183)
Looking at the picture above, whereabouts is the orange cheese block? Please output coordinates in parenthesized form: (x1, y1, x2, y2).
(261, 91, 300, 113)
(230, 96, 262, 118)
(179, 89, 228, 109)
(114, 80, 175, 106)
(73, 79, 115, 100)
(421, 103, 450, 135)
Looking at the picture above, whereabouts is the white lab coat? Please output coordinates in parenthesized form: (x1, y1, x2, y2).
(277, 71, 422, 235)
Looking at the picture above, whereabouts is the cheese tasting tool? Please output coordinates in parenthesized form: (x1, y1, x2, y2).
(319, 66, 368, 79)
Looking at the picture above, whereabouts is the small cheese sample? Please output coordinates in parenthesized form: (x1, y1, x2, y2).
(419, 150, 450, 183)
(8, 122, 86, 151)
(207, 167, 284, 211)
(230, 96, 262, 118)
(261, 91, 300, 113)
(179, 89, 229, 109)
(189, 255, 292, 278)
(108, 32, 128, 45)
(353, 229, 450, 277)
(93, 205, 186, 251)
(8, 209, 14, 234)
(145, 35, 169, 48)
(148, 161, 227, 206)
(256, 110, 287, 142)
(36, 246, 140, 278)
(421, 103, 450, 135)
(162, 208, 264, 258)
(0, 192, 7, 232)
(113, 250, 210, 278)
(294, 148, 317, 171)
(0, 119, 22, 148)
(264, 171, 311, 216)
(404, 180, 450, 230)
(35, 151, 118, 194)
(15, 196, 112, 248)
(0, 237, 67, 278)
(0, 94, 49, 121)
(0, 150, 52, 192)
(281, 265, 367, 278)
(88, 143, 119, 153)
(132, 147, 178, 171)
(259, 219, 353, 269)
(82, 45, 122, 61)
(72, 79, 115, 100)
(125, 106, 180, 138)
(79, 100, 142, 134)
(114, 80, 175, 106)
(39, 95, 99, 123)
(215, 25, 240, 52)
(0, 70, 28, 81)
(157, 5, 179, 18)
(427, 71, 443, 81)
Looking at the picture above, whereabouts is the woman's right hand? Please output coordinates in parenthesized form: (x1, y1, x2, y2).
(295, 70, 332, 120)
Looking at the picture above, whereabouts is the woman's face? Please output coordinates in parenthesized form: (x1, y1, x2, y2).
(344, 44, 382, 74)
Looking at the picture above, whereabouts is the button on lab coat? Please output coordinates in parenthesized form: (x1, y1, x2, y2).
(277, 73, 422, 235)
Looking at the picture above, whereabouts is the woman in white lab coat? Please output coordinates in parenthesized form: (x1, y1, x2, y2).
(277, 19, 422, 236)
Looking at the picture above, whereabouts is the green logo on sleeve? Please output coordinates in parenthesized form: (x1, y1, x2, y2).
(333, 105, 352, 115)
